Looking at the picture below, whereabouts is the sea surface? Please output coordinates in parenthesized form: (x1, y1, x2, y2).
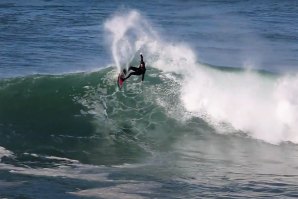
(1, 0, 298, 198)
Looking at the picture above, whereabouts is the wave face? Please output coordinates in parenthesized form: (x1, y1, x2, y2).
(104, 10, 298, 144)
(0, 67, 190, 165)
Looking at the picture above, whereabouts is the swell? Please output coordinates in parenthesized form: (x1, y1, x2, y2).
(1, 61, 296, 168)
(0, 67, 193, 166)
(0, 68, 143, 165)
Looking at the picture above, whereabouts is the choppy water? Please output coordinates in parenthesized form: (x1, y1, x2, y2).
(1, 0, 298, 198)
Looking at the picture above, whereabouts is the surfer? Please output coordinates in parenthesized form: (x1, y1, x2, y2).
(123, 53, 146, 81)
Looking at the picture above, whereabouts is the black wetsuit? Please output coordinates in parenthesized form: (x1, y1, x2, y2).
(124, 55, 146, 81)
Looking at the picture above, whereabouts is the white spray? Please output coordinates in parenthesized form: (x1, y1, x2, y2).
(104, 10, 157, 72)
(104, 10, 298, 144)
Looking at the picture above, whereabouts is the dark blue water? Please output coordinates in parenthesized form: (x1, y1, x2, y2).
(1, 0, 298, 198)
(1, 0, 298, 78)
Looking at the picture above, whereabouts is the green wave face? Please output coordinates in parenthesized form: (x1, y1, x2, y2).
(0, 62, 295, 168)
(0, 67, 192, 166)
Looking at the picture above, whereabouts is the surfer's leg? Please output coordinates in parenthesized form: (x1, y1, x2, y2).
(124, 70, 142, 80)
(124, 72, 133, 80)
(141, 73, 145, 81)
(128, 66, 138, 72)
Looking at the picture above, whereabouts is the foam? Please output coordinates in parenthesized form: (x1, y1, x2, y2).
(182, 67, 298, 144)
(23, 153, 80, 163)
(5, 163, 108, 182)
(69, 182, 160, 199)
(0, 146, 13, 160)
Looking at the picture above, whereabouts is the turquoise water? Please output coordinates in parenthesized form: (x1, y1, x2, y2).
(1, 1, 298, 198)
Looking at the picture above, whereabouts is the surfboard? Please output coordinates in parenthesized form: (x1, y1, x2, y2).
(117, 73, 125, 89)
(117, 68, 127, 89)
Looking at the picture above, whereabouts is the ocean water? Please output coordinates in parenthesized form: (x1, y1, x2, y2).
(1, 0, 298, 198)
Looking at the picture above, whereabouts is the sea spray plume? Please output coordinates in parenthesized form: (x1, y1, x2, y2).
(104, 11, 137, 71)
(104, 10, 197, 74)
(104, 10, 157, 72)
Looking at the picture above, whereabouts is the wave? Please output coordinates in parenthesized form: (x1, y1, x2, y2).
(0, 67, 191, 166)
(1, 10, 298, 167)
(104, 10, 298, 144)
